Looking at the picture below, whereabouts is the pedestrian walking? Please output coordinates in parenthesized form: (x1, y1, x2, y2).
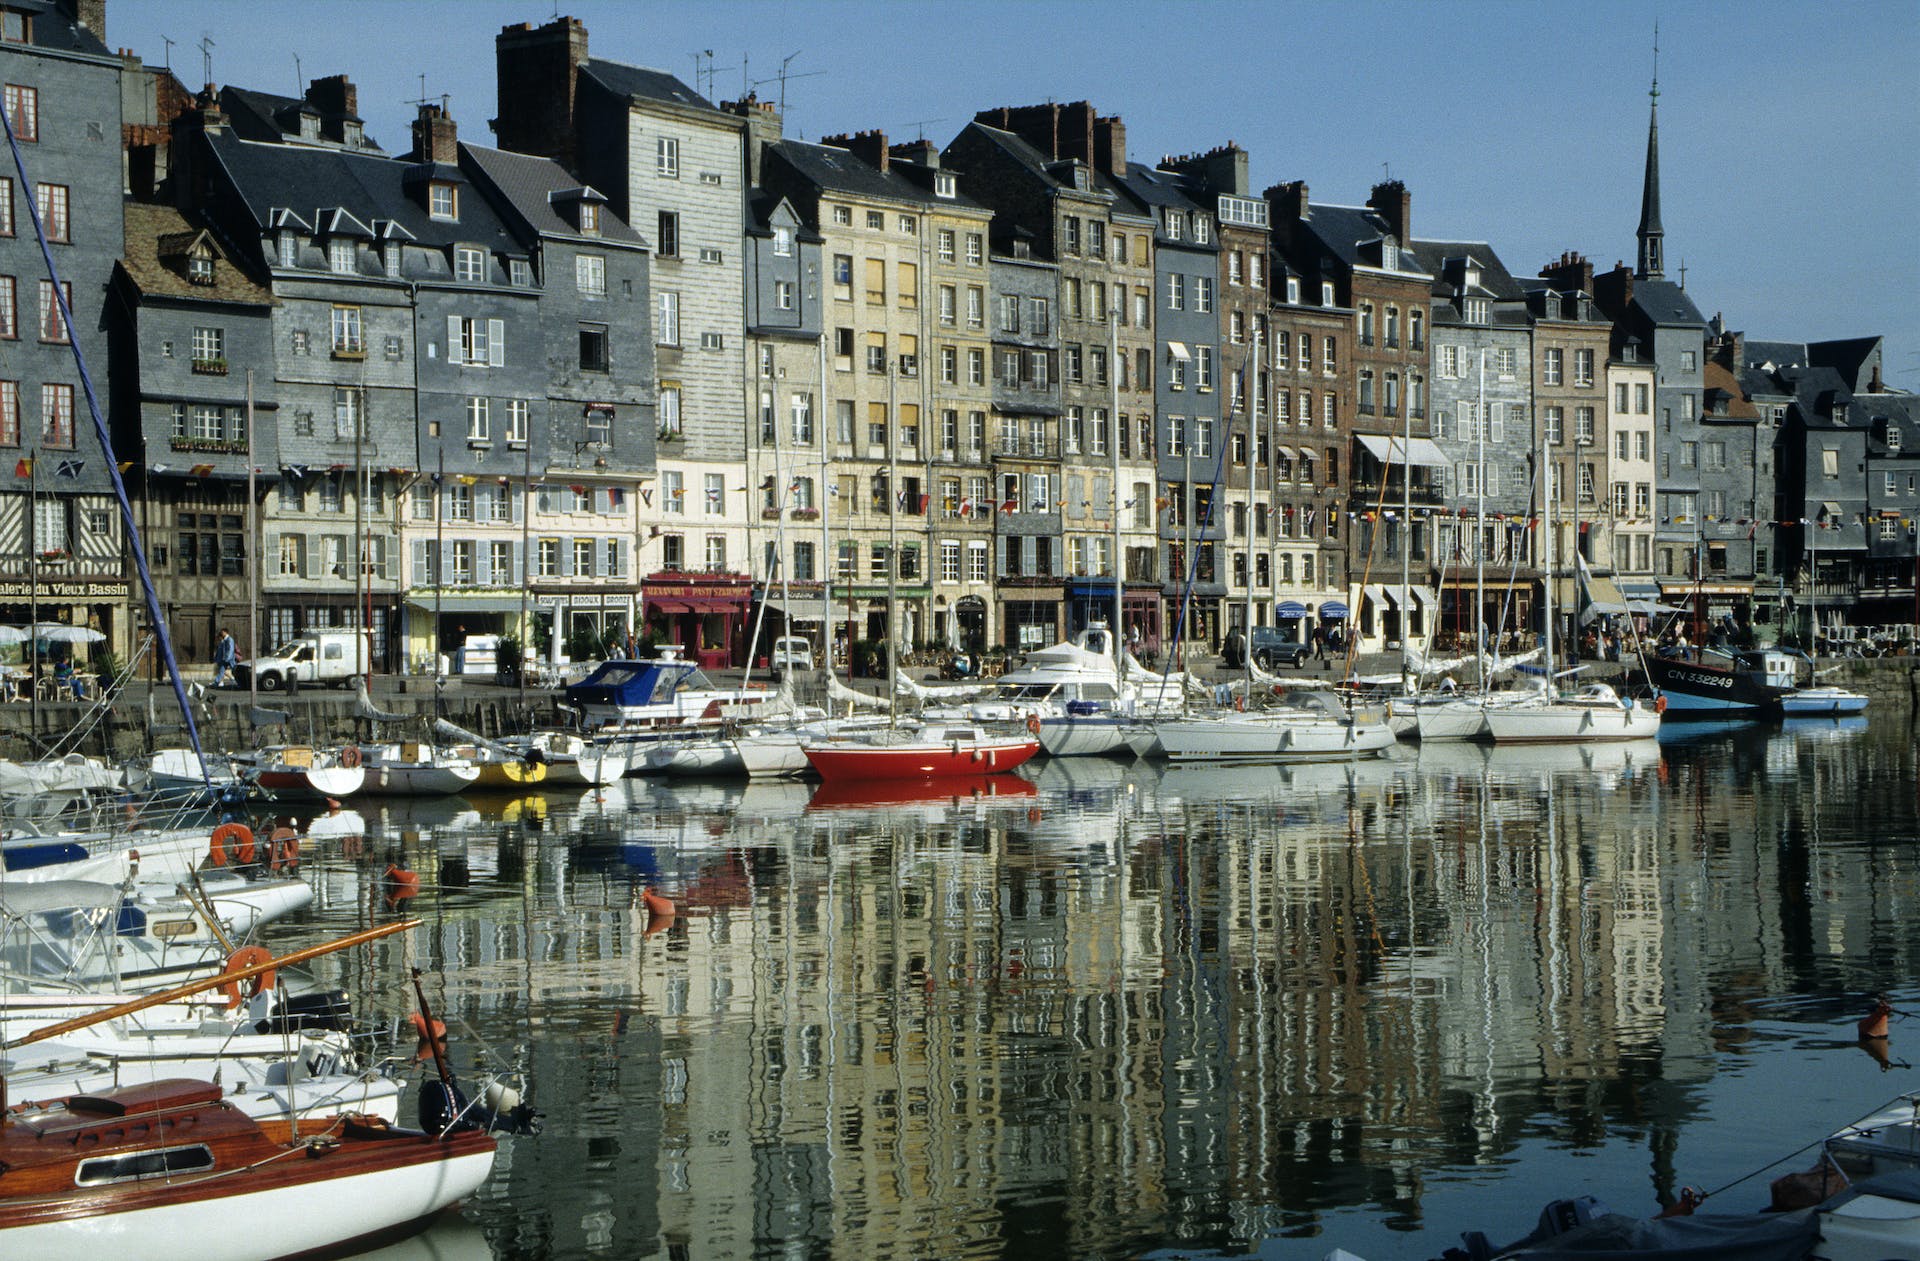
(212, 628, 236, 688)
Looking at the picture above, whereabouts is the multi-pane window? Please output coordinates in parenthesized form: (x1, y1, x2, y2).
(35, 183, 67, 242)
(656, 137, 679, 177)
(1573, 348, 1595, 386)
(705, 473, 725, 515)
(454, 246, 486, 283)
(663, 470, 684, 514)
(3, 84, 38, 141)
(40, 383, 73, 448)
(656, 291, 679, 345)
(576, 253, 606, 298)
(0, 380, 17, 445)
(333, 386, 363, 440)
(331, 305, 363, 354)
(465, 396, 490, 442)
(38, 279, 68, 342)
(327, 238, 356, 275)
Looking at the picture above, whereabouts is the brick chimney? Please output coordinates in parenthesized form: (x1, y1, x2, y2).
(1539, 250, 1594, 295)
(410, 102, 458, 165)
(722, 93, 783, 186)
(1593, 262, 1634, 321)
(1163, 143, 1249, 196)
(493, 16, 588, 168)
(821, 130, 888, 174)
(975, 102, 1099, 167)
(1367, 179, 1410, 243)
(1266, 180, 1310, 223)
(1092, 113, 1126, 178)
(306, 74, 358, 122)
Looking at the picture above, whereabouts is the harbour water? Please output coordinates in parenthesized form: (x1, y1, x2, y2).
(275, 713, 1920, 1261)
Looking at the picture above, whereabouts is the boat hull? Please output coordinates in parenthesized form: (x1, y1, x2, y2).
(1646, 656, 1785, 715)
(803, 739, 1039, 782)
(360, 764, 482, 797)
(1154, 716, 1398, 762)
(254, 765, 364, 799)
(1484, 702, 1662, 743)
(1778, 686, 1870, 716)
(469, 760, 548, 791)
(1037, 714, 1153, 759)
(0, 1133, 494, 1261)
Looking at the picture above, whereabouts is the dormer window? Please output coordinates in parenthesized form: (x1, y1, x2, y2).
(1832, 402, 1849, 425)
(935, 172, 956, 199)
(1462, 297, 1489, 324)
(343, 121, 363, 147)
(578, 202, 600, 235)
(1381, 241, 1398, 269)
(277, 233, 298, 268)
(187, 254, 214, 285)
(327, 238, 356, 275)
(1193, 215, 1210, 244)
(299, 114, 320, 141)
(0, 9, 30, 42)
(429, 183, 458, 221)
(454, 246, 486, 284)
(1320, 281, 1335, 307)
(1884, 423, 1902, 452)
(772, 226, 792, 257)
(1165, 211, 1182, 241)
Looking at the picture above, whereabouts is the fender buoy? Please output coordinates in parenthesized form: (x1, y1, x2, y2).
(642, 887, 676, 921)
(1859, 999, 1893, 1040)
(1025, 713, 1041, 736)
(339, 745, 362, 769)
(383, 865, 420, 903)
(1234, 695, 1246, 712)
(1654, 694, 1668, 715)
(268, 826, 300, 869)
(210, 822, 254, 867)
(409, 1011, 449, 1061)
(221, 945, 276, 1009)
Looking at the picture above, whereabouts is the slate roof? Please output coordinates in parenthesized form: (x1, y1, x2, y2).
(1809, 336, 1881, 393)
(765, 140, 985, 226)
(579, 60, 714, 112)
(205, 129, 520, 256)
(460, 144, 644, 248)
(220, 86, 375, 149)
(1743, 339, 1808, 371)
(1109, 162, 1200, 212)
(1296, 203, 1430, 279)
(1702, 361, 1759, 420)
(1628, 278, 1706, 326)
(1415, 238, 1525, 299)
(958, 123, 1108, 200)
(118, 203, 274, 307)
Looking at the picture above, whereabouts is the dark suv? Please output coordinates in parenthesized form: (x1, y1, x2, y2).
(1249, 627, 1311, 669)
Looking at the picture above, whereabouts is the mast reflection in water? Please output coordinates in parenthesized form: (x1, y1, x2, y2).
(280, 714, 1919, 1260)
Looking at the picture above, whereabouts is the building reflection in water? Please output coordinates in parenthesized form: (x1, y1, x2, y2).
(279, 716, 1918, 1259)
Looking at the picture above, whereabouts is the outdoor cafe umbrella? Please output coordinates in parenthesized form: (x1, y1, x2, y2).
(29, 624, 105, 644)
(0, 626, 27, 643)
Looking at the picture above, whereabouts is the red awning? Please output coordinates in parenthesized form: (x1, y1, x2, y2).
(649, 601, 692, 614)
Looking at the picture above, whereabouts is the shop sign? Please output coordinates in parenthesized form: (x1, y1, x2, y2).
(0, 581, 130, 599)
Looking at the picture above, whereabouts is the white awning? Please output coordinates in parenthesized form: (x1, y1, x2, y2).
(1356, 433, 1449, 468)
(1165, 341, 1192, 360)
(1364, 583, 1392, 610)
(1274, 444, 1297, 461)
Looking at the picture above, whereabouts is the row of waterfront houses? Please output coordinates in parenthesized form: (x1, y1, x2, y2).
(3, 5, 1914, 674)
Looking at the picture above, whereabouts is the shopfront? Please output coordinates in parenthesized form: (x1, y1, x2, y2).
(643, 573, 753, 670)
(1435, 568, 1540, 652)
(998, 580, 1063, 652)
(532, 591, 637, 663)
(400, 593, 519, 675)
(0, 580, 129, 666)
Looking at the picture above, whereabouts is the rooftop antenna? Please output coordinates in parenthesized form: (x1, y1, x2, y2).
(293, 53, 302, 96)
(1678, 258, 1687, 289)
(1382, 161, 1391, 181)
(198, 33, 214, 87)
(892, 117, 947, 142)
(691, 50, 714, 100)
(160, 35, 174, 70)
(750, 53, 825, 116)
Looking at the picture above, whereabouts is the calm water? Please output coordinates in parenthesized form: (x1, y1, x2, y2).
(270, 713, 1920, 1261)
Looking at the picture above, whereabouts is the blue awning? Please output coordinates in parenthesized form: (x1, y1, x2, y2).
(1320, 601, 1350, 619)
(1276, 601, 1308, 618)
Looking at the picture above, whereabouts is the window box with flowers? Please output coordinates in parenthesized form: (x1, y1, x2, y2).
(790, 507, 820, 521)
(170, 436, 247, 454)
(657, 427, 681, 443)
(760, 508, 782, 521)
(191, 357, 229, 375)
(37, 548, 69, 563)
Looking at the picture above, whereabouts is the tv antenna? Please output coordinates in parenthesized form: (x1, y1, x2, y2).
(893, 117, 947, 142)
(198, 34, 215, 86)
(690, 50, 714, 100)
(160, 35, 174, 70)
(293, 53, 302, 95)
(750, 53, 823, 115)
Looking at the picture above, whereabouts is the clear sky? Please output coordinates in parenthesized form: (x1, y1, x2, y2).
(112, 0, 1920, 389)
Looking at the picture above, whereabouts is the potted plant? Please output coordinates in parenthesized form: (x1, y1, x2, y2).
(494, 634, 523, 686)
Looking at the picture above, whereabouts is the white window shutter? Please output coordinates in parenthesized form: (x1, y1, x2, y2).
(511, 485, 523, 523)
(446, 315, 462, 365)
(476, 544, 491, 586)
(488, 319, 505, 367)
(537, 487, 552, 514)
(512, 540, 525, 584)
(558, 540, 573, 578)
(1049, 473, 1060, 508)
(411, 539, 427, 585)
(440, 540, 455, 583)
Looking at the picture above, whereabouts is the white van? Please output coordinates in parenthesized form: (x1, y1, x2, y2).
(770, 636, 814, 672)
(237, 629, 372, 691)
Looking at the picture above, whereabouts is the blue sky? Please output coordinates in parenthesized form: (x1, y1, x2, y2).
(114, 1, 1920, 388)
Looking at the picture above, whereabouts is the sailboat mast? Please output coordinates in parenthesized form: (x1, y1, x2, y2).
(1109, 292, 1123, 665)
(1401, 327, 1412, 684)
(818, 321, 833, 677)
(247, 370, 259, 711)
(886, 355, 899, 725)
(1475, 350, 1487, 691)
(1242, 322, 1258, 695)
(1541, 418, 1556, 686)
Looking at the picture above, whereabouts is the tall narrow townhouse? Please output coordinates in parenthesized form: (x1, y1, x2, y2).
(945, 104, 1160, 653)
(755, 133, 989, 658)
(1260, 189, 1349, 652)
(495, 17, 754, 666)
(1420, 239, 1535, 650)
(1162, 146, 1274, 633)
(983, 238, 1060, 649)
(1269, 180, 1436, 653)
(1594, 80, 1713, 630)
(1110, 163, 1221, 656)
(108, 202, 275, 666)
(1527, 255, 1628, 634)
(1604, 349, 1659, 608)
(177, 81, 423, 669)
(0, 0, 130, 654)
(735, 102, 829, 664)
(461, 132, 654, 667)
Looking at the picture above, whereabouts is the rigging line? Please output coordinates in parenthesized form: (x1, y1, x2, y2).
(0, 104, 212, 788)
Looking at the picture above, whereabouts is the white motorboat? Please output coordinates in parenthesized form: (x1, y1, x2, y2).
(562, 647, 778, 730)
(1152, 691, 1398, 763)
(136, 748, 250, 801)
(355, 743, 482, 797)
(734, 715, 897, 779)
(0, 754, 123, 799)
(1482, 682, 1663, 744)
(1777, 683, 1870, 717)
(638, 733, 745, 778)
(1036, 707, 1158, 759)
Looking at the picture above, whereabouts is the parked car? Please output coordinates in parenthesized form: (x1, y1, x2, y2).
(769, 636, 815, 672)
(234, 629, 372, 692)
(1248, 627, 1311, 669)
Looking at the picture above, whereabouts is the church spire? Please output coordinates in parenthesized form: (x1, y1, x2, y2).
(1636, 24, 1665, 280)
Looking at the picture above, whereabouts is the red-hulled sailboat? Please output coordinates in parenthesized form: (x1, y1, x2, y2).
(801, 722, 1040, 783)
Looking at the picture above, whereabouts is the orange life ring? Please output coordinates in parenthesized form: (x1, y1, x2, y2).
(338, 745, 362, 769)
(1025, 713, 1041, 736)
(221, 945, 277, 1009)
(209, 822, 254, 867)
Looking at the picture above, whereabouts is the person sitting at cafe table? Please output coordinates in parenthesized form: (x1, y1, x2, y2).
(52, 652, 87, 700)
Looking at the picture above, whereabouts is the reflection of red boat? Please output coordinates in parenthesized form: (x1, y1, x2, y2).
(802, 726, 1040, 783)
(808, 774, 1038, 810)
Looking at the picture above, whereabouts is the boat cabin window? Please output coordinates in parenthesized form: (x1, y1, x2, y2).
(999, 683, 1059, 701)
(75, 1143, 216, 1186)
(941, 729, 979, 741)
